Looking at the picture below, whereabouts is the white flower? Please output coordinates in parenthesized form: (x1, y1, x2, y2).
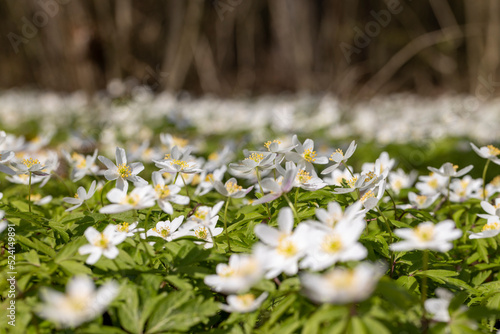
(100, 185, 156, 214)
(388, 169, 417, 195)
(428, 162, 473, 178)
(416, 172, 449, 195)
(322, 166, 353, 187)
(229, 151, 276, 174)
(359, 180, 386, 212)
(0, 150, 15, 175)
(37, 275, 119, 328)
(154, 146, 202, 174)
(195, 165, 226, 196)
(300, 217, 367, 271)
(146, 216, 185, 243)
(220, 292, 268, 313)
(203, 146, 234, 171)
(300, 263, 383, 304)
(252, 161, 297, 205)
(361, 152, 395, 177)
(407, 192, 439, 209)
(63, 149, 99, 182)
(152, 172, 189, 214)
(204, 254, 263, 294)
(390, 220, 462, 252)
(477, 198, 500, 220)
(424, 288, 454, 323)
(285, 135, 328, 173)
(322, 140, 357, 174)
(469, 216, 500, 239)
(11, 157, 48, 176)
(32, 194, 53, 206)
(253, 208, 310, 279)
(63, 181, 97, 211)
(315, 201, 364, 229)
(214, 177, 254, 198)
(98, 147, 147, 191)
(448, 176, 482, 202)
(181, 215, 223, 249)
(470, 143, 500, 165)
(187, 201, 224, 227)
(78, 225, 127, 264)
(114, 221, 144, 237)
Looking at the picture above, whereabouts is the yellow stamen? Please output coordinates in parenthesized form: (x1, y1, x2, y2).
(195, 226, 209, 240)
(22, 158, 40, 168)
(329, 148, 343, 161)
(414, 224, 434, 242)
(487, 145, 500, 156)
(321, 234, 343, 253)
(264, 140, 282, 151)
(236, 294, 256, 307)
(226, 181, 243, 194)
(296, 169, 312, 183)
(482, 221, 500, 231)
(208, 152, 219, 161)
(303, 148, 317, 163)
(360, 190, 375, 203)
(117, 163, 132, 178)
(155, 184, 171, 199)
(170, 159, 188, 169)
(276, 237, 297, 257)
(245, 153, 264, 163)
(94, 233, 109, 248)
(117, 222, 130, 233)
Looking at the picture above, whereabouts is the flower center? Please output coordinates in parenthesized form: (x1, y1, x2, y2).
(302, 148, 317, 163)
(327, 270, 355, 289)
(428, 178, 439, 189)
(219, 266, 236, 277)
(194, 209, 208, 221)
(117, 222, 130, 233)
(482, 221, 500, 232)
(236, 294, 255, 307)
(360, 190, 375, 203)
(245, 153, 264, 163)
(172, 136, 189, 148)
(276, 237, 298, 257)
(321, 234, 343, 253)
(22, 158, 40, 168)
(155, 184, 171, 199)
(194, 226, 209, 240)
(74, 193, 79, 199)
(205, 173, 214, 182)
(491, 176, 500, 187)
(415, 195, 427, 205)
(208, 152, 219, 161)
(296, 169, 312, 184)
(153, 226, 171, 238)
(487, 145, 500, 156)
(121, 194, 140, 206)
(226, 181, 242, 194)
(170, 159, 188, 169)
(117, 163, 131, 178)
(94, 233, 110, 249)
(345, 177, 357, 188)
(264, 140, 281, 151)
(414, 224, 434, 242)
(330, 148, 344, 161)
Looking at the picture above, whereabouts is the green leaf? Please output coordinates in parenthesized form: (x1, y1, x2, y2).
(362, 317, 391, 334)
(16, 235, 56, 257)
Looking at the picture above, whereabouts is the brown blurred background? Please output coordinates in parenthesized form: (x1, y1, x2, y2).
(1, 0, 500, 99)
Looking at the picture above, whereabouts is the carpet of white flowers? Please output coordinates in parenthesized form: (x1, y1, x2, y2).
(1, 95, 500, 333)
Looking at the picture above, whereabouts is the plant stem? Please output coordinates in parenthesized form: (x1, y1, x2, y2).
(377, 206, 395, 277)
(28, 171, 32, 213)
(255, 167, 272, 219)
(482, 159, 490, 200)
(284, 193, 299, 223)
(223, 199, 232, 252)
(100, 180, 112, 208)
(421, 250, 429, 326)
